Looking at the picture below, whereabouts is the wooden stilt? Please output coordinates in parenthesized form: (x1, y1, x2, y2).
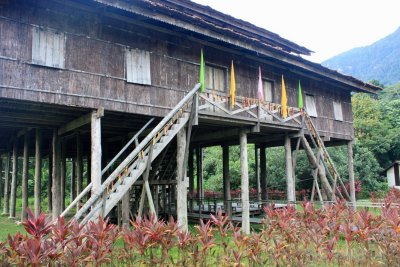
(76, 132, 83, 209)
(2, 151, 10, 215)
(91, 109, 102, 195)
(121, 191, 130, 226)
(347, 140, 356, 208)
(60, 141, 66, 211)
(259, 143, 267, 201)
(34, 129, 42, 217)
(240, 129, 250, 234)
(47, 142, 53, 213)
(9, 139, 18, 218)
(222, 145, 232, 218)
(196, 147, 203, 199)
(52, 129, 61, 220)
(70, 158, 76, 202)
(21, 132, 29, 220)
(188, 148, 194, 212)
(176, 128, 188, 231)
(255, 145, 261, 201)
(285, 134, 295, 203)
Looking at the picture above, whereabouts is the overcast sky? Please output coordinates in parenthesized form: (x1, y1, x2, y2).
(192, 0, 400, 63)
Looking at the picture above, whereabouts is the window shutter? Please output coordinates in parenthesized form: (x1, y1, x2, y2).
(126, 49, 151, 85)
(333, 101, 343, 121)
(32, 28, 65, 68)
(305, 95, 317, 117)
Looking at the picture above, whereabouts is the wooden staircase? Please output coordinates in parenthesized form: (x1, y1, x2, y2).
(61, 83, 200, 224)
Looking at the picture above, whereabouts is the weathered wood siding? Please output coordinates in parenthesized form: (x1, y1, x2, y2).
(0, 0, 353, 140)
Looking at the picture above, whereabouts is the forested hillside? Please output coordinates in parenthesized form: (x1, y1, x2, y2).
(322, 27, 400, 85)
(201, 83, 400, 198)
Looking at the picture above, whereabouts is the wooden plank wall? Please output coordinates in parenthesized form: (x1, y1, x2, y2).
(0, 0, 353, 140)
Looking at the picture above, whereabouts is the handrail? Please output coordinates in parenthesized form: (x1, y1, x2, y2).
(61, 118, 154, 218)
(74, 83, 201, 221)
(101, 118, 154, 176)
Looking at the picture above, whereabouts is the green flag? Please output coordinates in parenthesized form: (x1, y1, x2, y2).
(298, 80, 303, 109)
(200, 49, 205, 92)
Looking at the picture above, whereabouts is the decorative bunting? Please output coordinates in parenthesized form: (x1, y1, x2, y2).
(230, 60, 236, 109)
(257, 66, 264, 101)
(199, 49, 205, 93)
(298, 80, 304, 109)
(281, 75, 288, 119)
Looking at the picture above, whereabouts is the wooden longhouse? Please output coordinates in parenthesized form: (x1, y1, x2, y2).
(0, 0, 380, 232)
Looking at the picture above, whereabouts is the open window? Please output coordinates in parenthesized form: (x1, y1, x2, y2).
(333, 101, 343, 121)
(32, 28, 65, 68)
(126, 48, 151, 85)
(305, 94, 317, 117)
(205, 64, 226, 92)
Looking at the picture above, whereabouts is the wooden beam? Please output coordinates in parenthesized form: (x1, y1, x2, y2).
(121, 190, 130, 226)
(58, 108, 104, 136)
(34, 129, 42, 218)
(240, 129, 250, 234)
(21, 132, 29, 221)
(254, 146, 261, 201)
(176, 128, 188, 231)
(188, 148, 194, 213)
(9, 139, 18, 218)
(47, 139, 53, 214)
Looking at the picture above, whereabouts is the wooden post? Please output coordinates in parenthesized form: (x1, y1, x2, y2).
(121, 190, 130, 226)
(76, 132, 83, 209)
(254, 145, 261, 201)
(21, 132, 29, 220)
(285, 134, 295, 203)
(70, 158, 76, 201)
(2, 151, 10, 215)
(34, 129, 42, 218)
(9, 139, 18, 218)
(52, 129, 61, 220)
(347, 140, 356, 208)
(176, 128, 188, 231)
(222, 145, 232, 218)
(0, 156, 2, 211)
(260, 143, 267, 201)
(91, 109, 103, 195)
(196, 147, 203, 199)
(60, 141, 66, 211)
(47, 142, 53, 213)
(240, 130, 250, 234)
(188, 148, 194, 212)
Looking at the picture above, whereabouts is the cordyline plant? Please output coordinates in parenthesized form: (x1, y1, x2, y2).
(1, 193, 400, 266)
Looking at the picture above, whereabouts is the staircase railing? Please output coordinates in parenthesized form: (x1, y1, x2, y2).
(61, 118, 154, 218)
(303, 112, 351, 200)
(63, 83, 201, 221)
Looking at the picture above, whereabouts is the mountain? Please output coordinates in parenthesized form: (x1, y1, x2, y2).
(322, 27, 400, 86)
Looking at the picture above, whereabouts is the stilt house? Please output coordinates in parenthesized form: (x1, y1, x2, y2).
(0, 0, 380, 232)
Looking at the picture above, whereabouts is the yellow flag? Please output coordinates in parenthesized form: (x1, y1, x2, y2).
(281, 75, 288, 119)
(230, 60, 236, 109)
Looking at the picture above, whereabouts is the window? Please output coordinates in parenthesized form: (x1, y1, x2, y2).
(32, 28, 65, 68)
(126, 49, 151, 85)
(333, 101, 343, 121)
(263, 80, 274, 102)
(305, 94, 317, 117)
(205, 64, 226, 92)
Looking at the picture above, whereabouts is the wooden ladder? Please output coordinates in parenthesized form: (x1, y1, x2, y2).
(302, 111, 351, 201)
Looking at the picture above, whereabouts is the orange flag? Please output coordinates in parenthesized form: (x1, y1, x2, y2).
(281, 75, 288, 119)
(230, 61, 236, 109)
